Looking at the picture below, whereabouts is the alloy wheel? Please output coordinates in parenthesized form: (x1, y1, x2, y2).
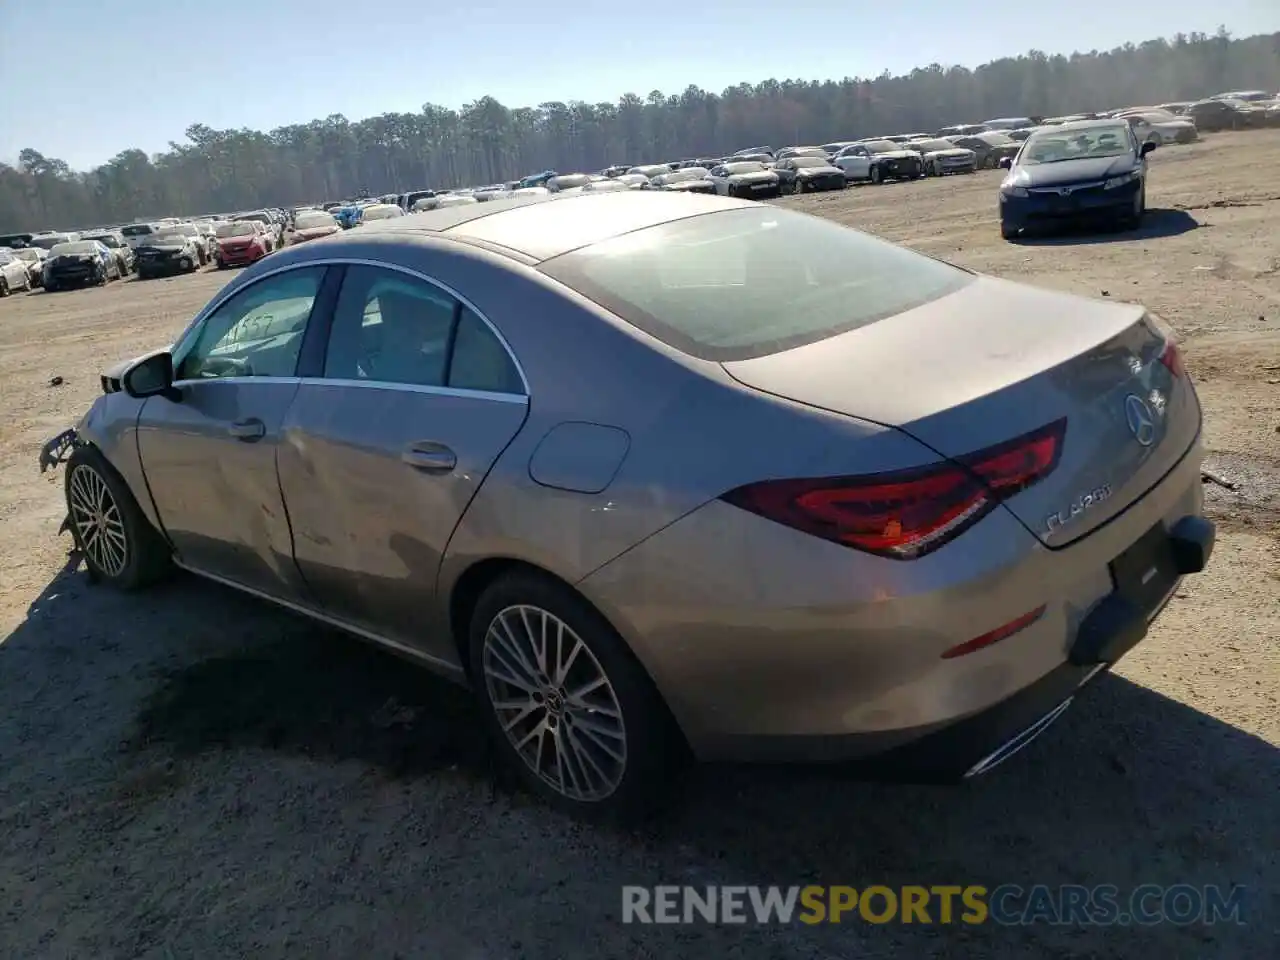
(482, 604, 627, 802)
(69, 464, 128, 577)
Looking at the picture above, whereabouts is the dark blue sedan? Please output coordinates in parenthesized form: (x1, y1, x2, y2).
(997, 120, 1156, 240)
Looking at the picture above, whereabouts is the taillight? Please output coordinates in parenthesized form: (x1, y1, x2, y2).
(720, 418, 1066, 560)
(1159, 340, 1184, 377)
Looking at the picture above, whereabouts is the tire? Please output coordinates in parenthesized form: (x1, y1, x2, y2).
(64, 444, 172, 590)
(1125, 189, 1146, 230)
(869, 165, 882, 185)
(0, 276, 8, 297)
(1000, 220, 1019, 240)
(468, 570, 683, 820)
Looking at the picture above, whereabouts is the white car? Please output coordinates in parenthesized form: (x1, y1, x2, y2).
(1119, 110, 1199, 145)
(832, 141, 924, 183)
(0, 247, 35, 295)
(359, 203, 405, 222)
(705, 161, 782, 199)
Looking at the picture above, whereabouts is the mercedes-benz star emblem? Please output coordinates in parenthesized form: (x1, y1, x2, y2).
(1124, 394, 1156, 446)
(1057, 187, 1073, 196)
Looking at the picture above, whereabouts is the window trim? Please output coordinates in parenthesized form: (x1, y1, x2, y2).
(173, 257, 529, 397)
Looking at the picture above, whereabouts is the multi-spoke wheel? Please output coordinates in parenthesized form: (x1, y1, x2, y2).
(69, 461, 128, 577)
(469, 571, 682, 819)
(64, 445, 171, 589)
(483, 605, 627, 802)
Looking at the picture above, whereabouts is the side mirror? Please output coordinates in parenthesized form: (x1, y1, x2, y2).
(998, 157, 1014, 170)
(1140, 141, 1157, 156)
(122, 351, 181, 401)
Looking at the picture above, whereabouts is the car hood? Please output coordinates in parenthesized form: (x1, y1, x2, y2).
(871, 150, 920, 161)
(727, 171, 778, 183)
(293, 226, 338, 240)
(663, 180, 715, 191)
(923, 148, 974, 159)
(138, 243, 188, 252)
(795, 165, 844, 177)
(1008, 155, 1138, 187)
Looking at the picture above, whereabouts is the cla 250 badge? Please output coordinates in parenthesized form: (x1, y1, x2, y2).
(1045, 485, 1113, 535)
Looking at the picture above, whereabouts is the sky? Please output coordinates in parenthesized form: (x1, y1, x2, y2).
(2, 1, 1276, 171)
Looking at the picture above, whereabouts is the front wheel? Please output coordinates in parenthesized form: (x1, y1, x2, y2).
(1000, 220, 1019, 240)
(65, 445, 172, 589)
(469, 571, 682, 820)
(0, 276, 8, 297)
(869, 165, 882, 185)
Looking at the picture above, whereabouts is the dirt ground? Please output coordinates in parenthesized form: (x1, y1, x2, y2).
(1, 132, 1277, 959)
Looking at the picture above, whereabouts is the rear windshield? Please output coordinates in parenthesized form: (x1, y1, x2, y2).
(121, 224, 154, 236)
(542, 206, 972, 361)
(217, 222, 256, 238)
(32, 235, 72, 249)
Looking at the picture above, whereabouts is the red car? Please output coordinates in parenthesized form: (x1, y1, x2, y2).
(288, 209, 343, 245)
(215, 220, 271, 268)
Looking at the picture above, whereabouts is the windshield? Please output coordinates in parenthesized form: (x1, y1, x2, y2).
(217, 222, 257, 238)
(295, 212, 338, 230)
(152, 233, 188, 245)
(912, 139, 956, 152)
(1020, 125, 1132, 164)
(121, 224, 154, 237)
(863, 140, 901, 154)
(361, 205, 402, 220)
(978, 132, 1016, 145)
(790, 157, 829, 168)
(13, 249, 40, 262)
(723, 162, 767, 175)
(49, 241, 98, 256)
(85, 235, 120, 247)
(543, 206, 971, 362)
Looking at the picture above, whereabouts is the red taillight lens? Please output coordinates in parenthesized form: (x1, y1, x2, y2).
(1159, 340, 1184, 378)
(720, 418, 1066, 560)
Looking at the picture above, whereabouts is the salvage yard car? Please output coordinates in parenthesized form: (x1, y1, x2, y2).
(832, 140, 923, 183)
(82, 230, 136, 276)
(43, 240, 120, 290)
(998, 119, 1155, 240)
(10, 246, 47, 287)
(288, 209, 342, 245)
(706, 161, 783, 198)
(134, 231, 203, 279)
(906, 137, 978, 176)
(0, 248, 35, 295)
(773, 155, 847, 193)
(216, 220, 271, 268)
(38, 191, 1214, 819)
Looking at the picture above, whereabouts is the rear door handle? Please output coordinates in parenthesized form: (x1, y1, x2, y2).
(402, 442, 457, 472)
(228, 418, 266, 442)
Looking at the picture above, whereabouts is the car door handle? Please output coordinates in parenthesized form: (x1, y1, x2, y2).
(402, 442, 456, 472)
(227, 418, 266, 441)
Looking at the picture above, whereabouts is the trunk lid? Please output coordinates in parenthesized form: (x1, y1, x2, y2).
(721, 276, 1200, 548)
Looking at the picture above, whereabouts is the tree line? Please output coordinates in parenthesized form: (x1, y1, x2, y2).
(2, 28, 1277, 232)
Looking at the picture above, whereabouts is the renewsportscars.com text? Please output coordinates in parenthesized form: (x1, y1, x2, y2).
(621, 884, 1246, 926)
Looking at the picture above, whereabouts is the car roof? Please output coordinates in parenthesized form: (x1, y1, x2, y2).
(349, 191, 755, 262)
(1038, 118, 1129, 132)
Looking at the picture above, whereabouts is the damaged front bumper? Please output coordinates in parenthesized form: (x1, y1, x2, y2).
(39, 428, 79, 535)
(39, 427, 79, 473)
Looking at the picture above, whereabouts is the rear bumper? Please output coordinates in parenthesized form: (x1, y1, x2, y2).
(581, 428, 1210, 771)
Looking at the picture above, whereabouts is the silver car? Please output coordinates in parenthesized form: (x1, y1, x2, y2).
(40, 192, 1215, 818)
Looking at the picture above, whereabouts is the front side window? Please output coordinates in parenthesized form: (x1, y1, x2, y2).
(177, 267, 326, 380)
(322, 265, 522, 393)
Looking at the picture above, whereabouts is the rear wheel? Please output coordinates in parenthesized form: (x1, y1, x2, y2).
(64, 445, 172, 589)
(0, 277, 8, 297)
(869, 165, 882, 185)
(469, 570, 682, 820)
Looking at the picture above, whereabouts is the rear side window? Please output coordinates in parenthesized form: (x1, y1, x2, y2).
(542, 206, 972, 361)
(323, 265, 524, 394)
